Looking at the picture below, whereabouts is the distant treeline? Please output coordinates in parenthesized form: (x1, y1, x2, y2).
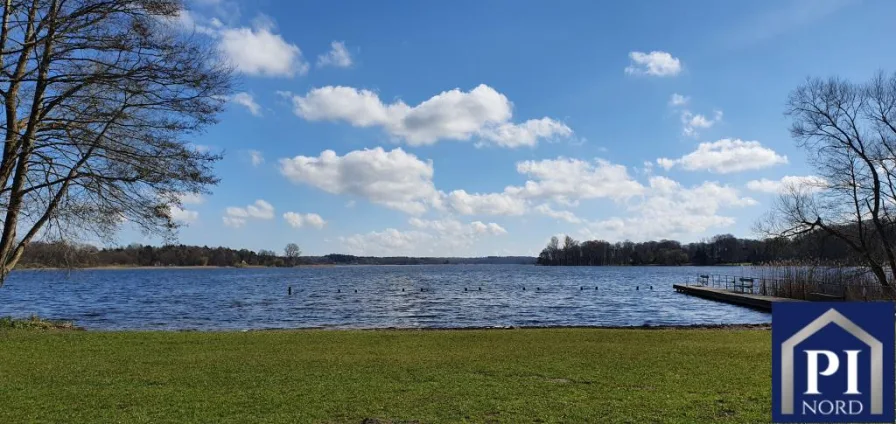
(536, 231, 857, 266)
(16, 242, 536, 269)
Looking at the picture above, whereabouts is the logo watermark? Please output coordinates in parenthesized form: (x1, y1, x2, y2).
(772, 302, 894, 423)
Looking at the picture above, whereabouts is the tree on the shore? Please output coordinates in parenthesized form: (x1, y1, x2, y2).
(534, 231, 854, 267)
(284, 243, 301, 266)
(0, 0, 232, 285)
(758, 71, 896, 286)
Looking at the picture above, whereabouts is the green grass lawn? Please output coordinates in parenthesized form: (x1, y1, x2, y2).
(0, 327, 771, 423)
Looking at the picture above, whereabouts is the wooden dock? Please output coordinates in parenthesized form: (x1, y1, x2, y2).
(673, 284, 804, 311)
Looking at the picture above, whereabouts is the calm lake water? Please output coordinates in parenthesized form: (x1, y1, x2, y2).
(0, 265, 769, 330)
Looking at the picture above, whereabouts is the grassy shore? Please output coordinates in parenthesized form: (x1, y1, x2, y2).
(0, 327, 771, 423)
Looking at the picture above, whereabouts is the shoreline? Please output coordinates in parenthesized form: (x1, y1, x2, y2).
(242, 322, 772, 332)
(16, 263, 773, 271)
(3, 319, 771, 332)
(13, 264, 337, 271)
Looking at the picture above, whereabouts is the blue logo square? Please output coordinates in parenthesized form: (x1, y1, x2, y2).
(772, 302, 895, 423)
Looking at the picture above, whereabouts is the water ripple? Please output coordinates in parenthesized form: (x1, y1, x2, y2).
(0, 265, 770, 330)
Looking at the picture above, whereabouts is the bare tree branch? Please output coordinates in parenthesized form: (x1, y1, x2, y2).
(764, 72, 896, 286)
(0, 0, 232, 284)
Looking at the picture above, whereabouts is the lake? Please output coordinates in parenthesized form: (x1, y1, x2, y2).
(0, 265, 769, 330)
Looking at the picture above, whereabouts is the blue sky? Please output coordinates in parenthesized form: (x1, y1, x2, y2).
(136, 0, 896, 256)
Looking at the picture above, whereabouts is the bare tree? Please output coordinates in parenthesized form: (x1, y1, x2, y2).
(759, 72, 896, 286)
(562, 235, 578, 266)
(0, 0, 232, 284)
(284, 242, 300, 266)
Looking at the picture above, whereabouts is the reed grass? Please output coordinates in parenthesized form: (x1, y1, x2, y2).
(697, 261, 896, 300)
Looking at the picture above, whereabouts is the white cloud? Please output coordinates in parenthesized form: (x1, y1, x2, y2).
(408, 217, 465, 233)
(341, 217, 507, 256)
(535, 204, 582, 224)
(446, 190, 527, 216)
(248, 150, 264, 166)
(471, 221, 508, 235)
(287, 84, 571, 147)
(304, 213, 327, 228)
(279, 148, 635, 218)
(439, 157, 642, 217)
(657, 139, 788, 173)
(279, 147, 441, 215)
(681, 110, 722, 137)
(169, 206, 199, 223)
(159, 192, 203, 223)
(168, 10, 307, 78)
(746, 175, 826, 194)
(218, 24, 307, 77)
(222, 216, 246, 228)
(341, 229, 435, 256)
(177, 192, 205, 205)
(163, 6, 313, 78)
(282, 212, 301, 228)
(478, 118, 573, 148)
(317, 41, 353, 68)
(669, 93, 689, 107)
(506, 157, 644, 203)
(229, 92, 262, 116)
(283, 212, 327, 229)
(445, 156, 644, 216)
(409, 217, 507, 236)
(585, 176, 757, 241)
(226, 199, 275, 221)
(625, 51, 682, 77)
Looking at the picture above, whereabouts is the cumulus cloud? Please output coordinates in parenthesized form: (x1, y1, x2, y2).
(584, 176, 757, 241)
(506, 157, 644, 203)
(277, 148, 649, 218)
(341, 229, 435, 256)
(657, 139, 788, 173)
(410, 217, 506, 236)
(746, 175, 827, 194)
(445, 157, 643, 216)
(279, 147, 441, 215)
(535, 204, 582, 224)
(286, 84, 571, 147)
(681, 110, 722, 137)
(177, 192, 205, 205)
(666, 94, 720, 137)
(471, 221, 508, 235)
(342, 218, 507, 256)
(169, 206, 199, 223)
(317, 41, 353, 68)
(283, 212, 327, 229)
(218, 21, 308, 77)
(164, 9, 305, 78)
(158, 192, 203, 223)
(229, 92, 262, 116)
(446, 190, 527, 216)
(625, 51, 682, 77)
(224, 199, 274, 228)
(477, 118, 573, 148)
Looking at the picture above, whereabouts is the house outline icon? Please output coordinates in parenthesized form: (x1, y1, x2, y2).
(780, 308, 884, 415)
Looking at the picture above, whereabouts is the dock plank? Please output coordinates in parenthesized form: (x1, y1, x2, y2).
(673, 284, 803, 311)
